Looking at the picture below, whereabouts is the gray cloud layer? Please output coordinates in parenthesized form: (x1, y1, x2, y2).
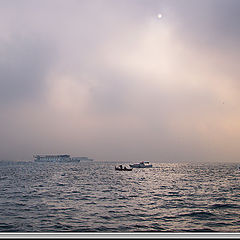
(0, 36, 54, 105)
(0, 0, 240, 162)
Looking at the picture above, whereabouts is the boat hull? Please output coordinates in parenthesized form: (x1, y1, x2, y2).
(129, 164, 152, 168)
(115, 168, 132, 171)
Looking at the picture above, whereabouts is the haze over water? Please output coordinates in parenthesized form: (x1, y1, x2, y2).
(1, 0, 240, 163)
(0, 161, 239, 232)
(1, 0, 240, 234)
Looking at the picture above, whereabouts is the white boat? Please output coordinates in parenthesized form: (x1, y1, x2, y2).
(129, 161, 153, 168)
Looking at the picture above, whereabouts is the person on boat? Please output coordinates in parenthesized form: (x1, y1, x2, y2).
(120, 165, 123, 170)
(124, 166, 127, 170)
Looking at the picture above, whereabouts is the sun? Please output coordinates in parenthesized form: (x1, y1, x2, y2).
(157, 13, 163, 19)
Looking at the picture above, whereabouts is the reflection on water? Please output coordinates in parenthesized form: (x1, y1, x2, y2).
(0, 161, 239, 232)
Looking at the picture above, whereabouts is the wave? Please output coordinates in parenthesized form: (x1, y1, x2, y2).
(210, 203, 240, 209)
(179, 211, 216, 219)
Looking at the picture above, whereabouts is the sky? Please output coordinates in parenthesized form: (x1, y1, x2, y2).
(0, 0, 240, 162)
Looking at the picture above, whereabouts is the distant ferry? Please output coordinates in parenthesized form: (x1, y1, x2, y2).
(34, 154, 94, 162)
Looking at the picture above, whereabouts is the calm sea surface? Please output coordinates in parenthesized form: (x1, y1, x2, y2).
(0, 161, 239, 232)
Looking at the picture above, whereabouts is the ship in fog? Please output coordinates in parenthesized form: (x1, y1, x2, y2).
(33, 154, 94, 162)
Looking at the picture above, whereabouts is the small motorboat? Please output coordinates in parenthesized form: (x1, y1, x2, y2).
(129, 161, 153, 168)
(115, 165, 132, 171)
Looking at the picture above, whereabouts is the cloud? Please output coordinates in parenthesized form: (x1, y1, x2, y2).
(163, 0, 240, 52)
(0, 0, 240, 162)
(0, 34, 55, 105)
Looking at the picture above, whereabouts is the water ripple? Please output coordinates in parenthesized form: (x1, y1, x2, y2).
(0, 162, 239, 232)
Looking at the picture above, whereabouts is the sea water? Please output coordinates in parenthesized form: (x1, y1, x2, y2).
(0, 161, 239, 232)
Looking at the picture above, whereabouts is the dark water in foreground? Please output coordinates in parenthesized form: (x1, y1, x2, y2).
(0, 161, 240, 232)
